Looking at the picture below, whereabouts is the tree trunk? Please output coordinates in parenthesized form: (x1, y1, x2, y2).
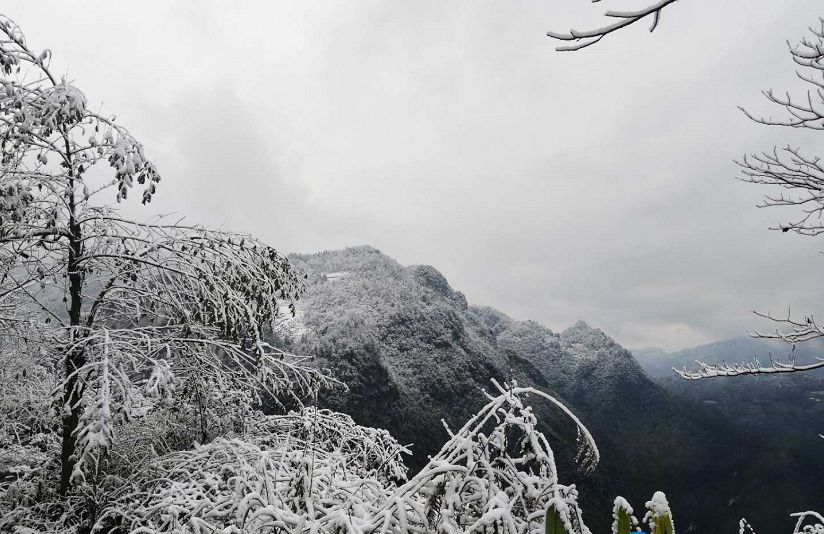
(58, 344, 83, 494)
(59, 189, 84, 495)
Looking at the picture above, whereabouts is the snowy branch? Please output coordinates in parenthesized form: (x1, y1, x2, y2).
(547, 0, 680, 51)
(737, 21, 824, 236)
(676, 309, 824, 379)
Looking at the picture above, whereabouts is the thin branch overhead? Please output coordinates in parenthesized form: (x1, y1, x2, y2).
(547, 0, 680, 51)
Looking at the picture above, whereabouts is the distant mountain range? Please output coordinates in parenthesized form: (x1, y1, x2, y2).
(272, 246, 824, 533)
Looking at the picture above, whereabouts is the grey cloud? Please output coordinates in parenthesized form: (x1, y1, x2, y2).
(8, 0, 824, 349)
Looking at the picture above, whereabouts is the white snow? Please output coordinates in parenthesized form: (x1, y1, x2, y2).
(276, 306, 311, 340)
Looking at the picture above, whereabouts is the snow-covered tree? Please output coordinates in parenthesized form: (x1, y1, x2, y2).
(0, 14, 330, 499)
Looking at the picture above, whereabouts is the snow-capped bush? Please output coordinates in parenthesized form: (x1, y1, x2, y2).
(644, 491, 674, 534)
(88, 381, 598, 534)
(611, 497, 637, 534)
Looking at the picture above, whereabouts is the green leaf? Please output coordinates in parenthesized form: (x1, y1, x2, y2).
(615, 506, 632, 534)
(652, 514, 674, 534)
(546, 503, 570, 534)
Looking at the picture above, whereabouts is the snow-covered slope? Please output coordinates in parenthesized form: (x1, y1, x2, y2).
(278, 246, 823, 533)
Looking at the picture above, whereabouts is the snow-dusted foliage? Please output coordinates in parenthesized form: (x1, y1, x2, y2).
(611, 497, 637, 534)
(371, 380, 598, 534)
(643, 491, 674, 534)
(86, 382, 598, 534)
(0, 13, 332, 499)
(0, 341, 65, 533)
(246, 408, 409, 486)
(96, 408, 408, 534)
(0, 341, 58, 474)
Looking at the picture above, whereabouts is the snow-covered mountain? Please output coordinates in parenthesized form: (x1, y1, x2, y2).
(275, 246, 823, 533)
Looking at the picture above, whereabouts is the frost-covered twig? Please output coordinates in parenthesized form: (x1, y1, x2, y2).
(672, 22, 824, 383)
(736, 21, 824, 236)
(547, 0, 680, 51)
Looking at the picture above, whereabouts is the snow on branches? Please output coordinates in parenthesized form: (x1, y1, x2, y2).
(98, 408, 409, 534)
(790, 511, 824, 534)
(0, 15, 159, 208)
(373, 380, 598, 534)
(546, 0, 680, 51)
(0, 13, 334, 495)
(679, 21, 824, 380)
(44, 216, 336, 489)
(92, 382, 598, 534)
(734, 21, 824, 237)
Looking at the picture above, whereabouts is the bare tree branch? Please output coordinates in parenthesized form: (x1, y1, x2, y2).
(547, 0, 680, 51)
(679, 21, 824, 380)
(674, 355, 824, 380)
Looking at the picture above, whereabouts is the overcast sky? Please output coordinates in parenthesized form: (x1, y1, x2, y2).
(9, 1, 824, 350)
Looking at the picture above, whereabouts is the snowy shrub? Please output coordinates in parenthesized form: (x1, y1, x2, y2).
(88, 381, 598, 534)
(96, 410, 409, 533)
(643, 491, 674, 534)
(246, 408, 409, 486)
(380, 380, 598, 534)
(0, 343, 65, 533)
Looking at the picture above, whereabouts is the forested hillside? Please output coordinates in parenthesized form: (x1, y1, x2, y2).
(277, 246, 824, 533)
